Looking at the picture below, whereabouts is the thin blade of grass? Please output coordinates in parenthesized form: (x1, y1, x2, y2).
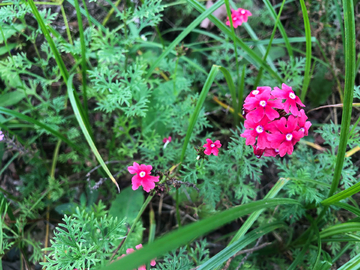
(145, 0, 224, 80)
(319, 223, 360, 239)
(100, 198, 300, 270)
(0, 107, 84, 155)
(197, 222, 284, 269)
(67, 74, 120, 192)
(338, 253, 360, 270)
(321, 181, 360, 206)
(219, 66, 238, 125)
(299, 0, 312, 100)
(187, 0, 282, 83)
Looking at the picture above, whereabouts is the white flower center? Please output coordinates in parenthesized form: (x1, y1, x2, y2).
(289, 92, 296, 99)
(256, 155, 261, 158)
(256, 125, 264, 133)
(241, 10, 246, 14)
(299, 128, 305, 132)
(139, 171, 146, 177)
(286, 134, 293, 141)
(210, 143, 215, 147)
(274, 148, 279, 153)
(252, 90, 259, 95)
(259, 100, 267, 107)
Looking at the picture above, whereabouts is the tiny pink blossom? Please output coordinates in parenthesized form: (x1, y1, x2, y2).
(296, 109, 312, 136)
(252, 145, 265, 158)
(128, 162, 159, 192)
(203, 138, 222, 156)
(226, 8, 252, 28)
(267, 116, 304, 157)
(0, 131, 4, 141)
(241, 116, 274, 149)
(244, 86, 271, 104)
(272, 83, 305, 116)
(162, 136, 171, 143)
(243, 88, 284, 122)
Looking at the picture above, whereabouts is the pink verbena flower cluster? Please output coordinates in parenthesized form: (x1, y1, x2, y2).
(241, 84, 311, 158)
(119, 244, 156, 270)
(226, 8, 252, 28)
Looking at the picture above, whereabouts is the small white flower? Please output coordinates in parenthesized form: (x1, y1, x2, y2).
(140, 34, 147, 41)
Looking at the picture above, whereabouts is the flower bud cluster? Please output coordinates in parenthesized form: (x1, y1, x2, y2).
(241, 84, 311, 158)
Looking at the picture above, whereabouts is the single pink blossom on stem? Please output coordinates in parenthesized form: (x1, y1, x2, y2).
(162, 136, 171, 143)
(272, 83, 305, 116)
(243, 89, 284, 122)
(226, 8, 252, 28)
(203, 139, 222, 156)
(128, 162, 159, 192)
(296, 109, 312, 136)
(241, 116, 274, 149)
(268, 116, 304, 157)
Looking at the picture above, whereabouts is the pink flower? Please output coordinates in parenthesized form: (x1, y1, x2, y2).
(263, 148, 279, 157)
(252, 145, 265, 158)
(244, 86, 271, 104)
(272, 84, 305, 116)
(226, 8, 252, 28)
(162, 136, 171, 143)
(243, 89, 284, 122)
(296, 109, 312, 136)
(241, 116, 274, 149)
(203, 138, 222, 156)
(268, 116, 304, 157)
(0, 131, 4, 141)
(128, 162, 159, 192)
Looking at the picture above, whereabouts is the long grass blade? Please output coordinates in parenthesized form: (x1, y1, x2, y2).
(100, 198, 300, 270)
(219, 66, 238, 125)
(0, 107, 84, 155)
(67, 74, 120, 192)
(338, 253, 360, 270)
(321, 181, 360, 206)
(299, 0, 312, 100)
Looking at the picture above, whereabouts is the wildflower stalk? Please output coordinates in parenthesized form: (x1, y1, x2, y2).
(253, 0, 286, 89)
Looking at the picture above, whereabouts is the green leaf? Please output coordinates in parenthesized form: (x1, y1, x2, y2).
(333, 202, 360, 216)
(0, 89, 35, 107)
(0, 107, 84, 155)
(322, 181, 360, 206)
(0, 43, 16, 55)
(218, 66, 238, 125)
(319, 222, 360, 239)
(338, 251, 360, 270)
(198, 222, 284, 269)
(299, 0, 312, 100)
(109, 186, 144, 221)
(67, 73, 120, 192)
(0, 24, 26, 43)
(100, 198, 300, 270)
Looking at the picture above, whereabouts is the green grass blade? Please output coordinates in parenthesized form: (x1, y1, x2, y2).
(66, 0, 105, 30)
(262, 0, 293, 62)
(321, 181, 360, 206)
(319, 222, 360, 239)
(198, 222, 284, 269)
(100, 198, 300, 270)
(179, 65, 219, 165)
(28, 0, 69, 82)
(187, 0, 282, 83)
(238, 64, 246, 114)
(229, 177, 289, 245)
(288, 231, 313, 270)
(333, 202, 360, 216)
(145, 0, 224, 80)
(338, 252, 360, 270)
(327, 0, 356, 199)
(219, 66, 238, 125)
(73, 0, 89, 119)
(67, 74, 120, 192)
(0, 107, 84, 155)
(299, 0, 312, 100)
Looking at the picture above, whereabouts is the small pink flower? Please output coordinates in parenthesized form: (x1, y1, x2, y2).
(296, 109, 312, 136)
(252, 145, 265, 158)
(226, 8, 252, 28)
(244, 86, 271, 104)
(162, 136, 171, 143)
(243, 89, 284, 122)
(263, 148, 279, 157)
(0, 131, 4, 141)
(241, 116, 274, 149)
(128, 162, 159, 192)
(272, 83, 305, 116)
(268, 116, 304, 157)
(203, 138, 222, 156)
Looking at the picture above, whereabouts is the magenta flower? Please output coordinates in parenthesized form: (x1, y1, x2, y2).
(127, 162, 159, 192)
(297, 109, 312, 136)
(243, 89, 284, 122)
(252, 145, 265, 158)
(241, 116, 274, 149)
(226, 8, 252, 28)
(268, 116, 304, 157)
(272, 83, 305, 116)
(203, 138, 222, 156)
(162, 136, 171, 143)
(0, 131, 4, 141)
(244, 86, 272, 104)
(119, 244, 156, 269)
(263, 148, 279, 157)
